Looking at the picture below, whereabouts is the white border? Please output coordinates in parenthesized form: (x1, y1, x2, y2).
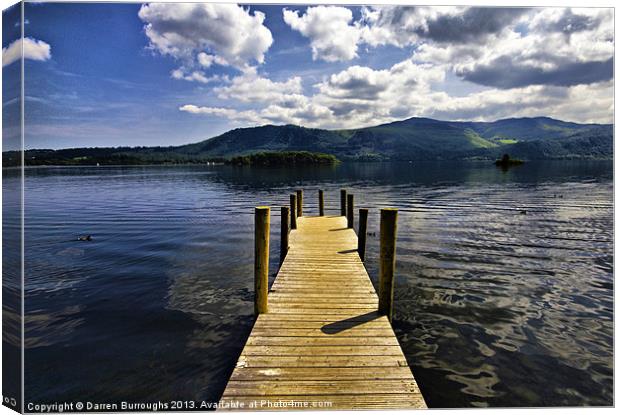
(0, 2, 616, 415)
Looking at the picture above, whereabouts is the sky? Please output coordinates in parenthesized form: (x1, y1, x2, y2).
(1, 2, 615, 149)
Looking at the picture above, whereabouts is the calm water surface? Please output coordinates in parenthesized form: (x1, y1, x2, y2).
(6, 161, 612, 407)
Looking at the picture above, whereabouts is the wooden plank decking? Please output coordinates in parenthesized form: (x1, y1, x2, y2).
(220, 215, 427, 410)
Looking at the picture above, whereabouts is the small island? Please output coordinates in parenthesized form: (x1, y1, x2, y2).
(495, 153, 524, 167)
(228, 151, 340, 166)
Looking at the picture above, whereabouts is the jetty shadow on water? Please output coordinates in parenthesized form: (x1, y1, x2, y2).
(321, 311, 382, 334)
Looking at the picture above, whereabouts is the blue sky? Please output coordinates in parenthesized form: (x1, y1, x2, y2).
(1, 2, 614, 150)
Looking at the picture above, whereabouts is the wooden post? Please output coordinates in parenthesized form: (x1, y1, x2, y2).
(358, 208, 368, 262)
(290, 194, 297, 230)
(296, 189, 303, 217)
(347, 194, 354, 229)
(280, 206, 289, 265)
(254, 206, 270, 315)
(379, 208, 398, 322)
(318, 189, 324, 216)
(340, 189, 347, 216)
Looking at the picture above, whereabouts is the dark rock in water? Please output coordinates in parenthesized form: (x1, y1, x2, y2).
(78, 235, 92, 241)
(495, 153, 524, 167)
(520, 210, 527, 215)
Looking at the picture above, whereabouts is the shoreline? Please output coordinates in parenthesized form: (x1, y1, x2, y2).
(1, 157, 614, 170)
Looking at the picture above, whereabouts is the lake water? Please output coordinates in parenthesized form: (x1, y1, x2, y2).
(4, 161, 613, 407)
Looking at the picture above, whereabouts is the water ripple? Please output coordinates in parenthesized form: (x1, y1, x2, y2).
(9, 161, 612, 407)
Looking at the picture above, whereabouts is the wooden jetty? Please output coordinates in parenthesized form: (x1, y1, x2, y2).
(219, 190, 427, 410)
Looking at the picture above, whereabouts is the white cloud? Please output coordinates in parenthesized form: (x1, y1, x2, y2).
(2, 37, 51, 67)
(170, 68, 220, 84)
(283, 6, 361, 62)
(179, 54, 612, 128)
(393, 7, 613, 92)
(138, 3, 273, 70)
(282, 6, 524, 62)
(180, 98, 335, 128)
(319, 60, 443, 100)
(427, 81, 613, 124)
(416, 8, 613, 89)
(359, 6, 465, 47)
(179, 104, 262, 124)
(178, 6, 613, 128)
(283, 6, 612, 90)
(196, 52, 228, 68)
(179, 58, 447, 129)
(214, 68, 303, 103)
(311, 59, 445, 124)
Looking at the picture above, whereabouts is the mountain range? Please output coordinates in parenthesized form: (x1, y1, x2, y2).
(3, 116, 613, 166)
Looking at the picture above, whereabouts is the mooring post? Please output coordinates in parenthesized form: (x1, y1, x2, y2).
(319, 189, 325, 216)
(358, 208, 368, 262)
(296, 189, 303, 217)
(254, 206, 270, 315)
(290, 194, 297, 230)
(340, 189, 347, 216)
(347, 194, 354, 229)
(379, 208, 398, 322)
(280, 206, 289, 265)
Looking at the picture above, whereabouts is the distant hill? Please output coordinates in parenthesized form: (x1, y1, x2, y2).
(3, 116, 612, 166)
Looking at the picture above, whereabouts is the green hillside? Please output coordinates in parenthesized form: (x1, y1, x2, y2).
(340, 118, 498, 160)
(175, 124, 348, 158)
(459, 117, 606, 142)
(3, 116, 612, 167)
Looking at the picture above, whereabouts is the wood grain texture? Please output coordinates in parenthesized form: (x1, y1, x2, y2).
(254, 207, 269, 315)
(280, 206, 289, 265)
(220, 215, 426, 410)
